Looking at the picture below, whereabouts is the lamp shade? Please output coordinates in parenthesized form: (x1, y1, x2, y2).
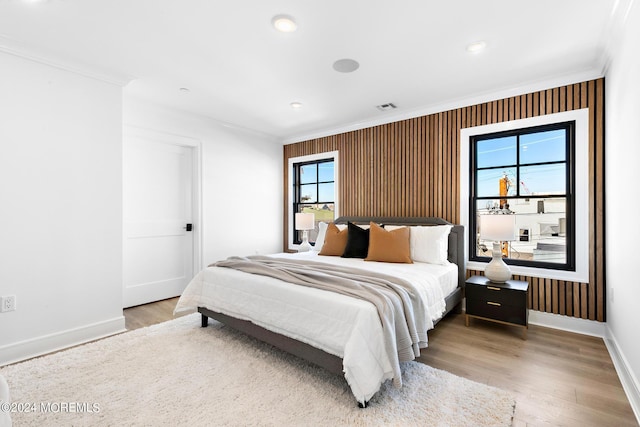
(295, 212, 315, 231)
(479, 214, 516, 241)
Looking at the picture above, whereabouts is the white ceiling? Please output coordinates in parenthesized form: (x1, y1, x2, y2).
(0, 0, 620, 142)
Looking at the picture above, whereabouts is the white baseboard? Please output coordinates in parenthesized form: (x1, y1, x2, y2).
(605, 331, 640, 424)
(0, 316, 126, 367)
(527, 310, 607, 337)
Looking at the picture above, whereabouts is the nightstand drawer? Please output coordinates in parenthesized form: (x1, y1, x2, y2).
(466, 284, 526, 308)
(466, 298, 527, 325)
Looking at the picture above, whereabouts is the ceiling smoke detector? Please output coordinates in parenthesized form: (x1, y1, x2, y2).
(376, 103, 397, 112)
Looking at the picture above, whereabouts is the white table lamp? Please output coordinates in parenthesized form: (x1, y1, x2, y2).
(295, 212, 315, 252)
(480, 214, 517, 283)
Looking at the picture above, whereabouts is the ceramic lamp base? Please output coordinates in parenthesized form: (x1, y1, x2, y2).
(484, 242, 511, 283)
(298, 230, 312, 252)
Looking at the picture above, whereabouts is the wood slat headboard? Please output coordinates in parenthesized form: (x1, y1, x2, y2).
(285, 79, 605, 322)
(334, 216, 466, 289)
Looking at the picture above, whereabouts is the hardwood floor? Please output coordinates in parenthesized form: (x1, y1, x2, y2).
(125, 298, 638, 427)
(419, 315, 637, 427)
(124, 297, 191, 330)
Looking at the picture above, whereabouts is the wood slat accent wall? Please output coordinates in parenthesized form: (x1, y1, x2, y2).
(283, 78, 605, 322)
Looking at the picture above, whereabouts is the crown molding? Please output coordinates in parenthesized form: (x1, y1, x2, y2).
(281, 68, 604, 145)
(123, 95, 280, 143)
(0, 35, 134, 86)
(599, 0, 636, 75)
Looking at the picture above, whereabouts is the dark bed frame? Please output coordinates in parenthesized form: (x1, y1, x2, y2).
(199, 216, 465, 385)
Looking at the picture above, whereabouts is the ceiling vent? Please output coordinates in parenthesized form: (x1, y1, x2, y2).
(376, 103, 397, 111)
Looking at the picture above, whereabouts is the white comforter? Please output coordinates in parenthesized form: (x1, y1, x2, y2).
(174, 252, 458, 403)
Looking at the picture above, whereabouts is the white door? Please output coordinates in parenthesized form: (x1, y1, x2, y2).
(123, 132, 196, 308)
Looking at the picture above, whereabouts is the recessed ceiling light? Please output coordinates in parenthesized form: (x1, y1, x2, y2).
(290, 102, 302, 109)
(466, 41, 487, 53)
(272, 15, 297, 33)
(332, 58, 360, 73)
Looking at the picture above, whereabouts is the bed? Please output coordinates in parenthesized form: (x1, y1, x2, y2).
(174, 216, 465, 406)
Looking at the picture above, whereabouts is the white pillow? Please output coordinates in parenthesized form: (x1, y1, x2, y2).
(313, 222, 347, 252)
(384, 225, 407, 230)
(313, 222, 328, 252)
(409, 225, 453, 264)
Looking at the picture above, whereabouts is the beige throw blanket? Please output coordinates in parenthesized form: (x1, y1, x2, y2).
(212, 255, 430, 388)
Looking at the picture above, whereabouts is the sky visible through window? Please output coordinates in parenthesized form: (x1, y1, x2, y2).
(299, 161, 334, 202)
(476, 129, 566, 197)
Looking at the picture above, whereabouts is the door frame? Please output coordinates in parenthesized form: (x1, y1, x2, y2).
(122, 125, 203, 301)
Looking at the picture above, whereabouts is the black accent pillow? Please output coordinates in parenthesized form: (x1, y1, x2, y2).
(341, 222, 370, 258)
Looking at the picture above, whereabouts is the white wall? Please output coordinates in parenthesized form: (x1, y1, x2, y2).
(0, 52, 124, 364)
(605, 0, 640, 417)
(123, 97, 283, 266)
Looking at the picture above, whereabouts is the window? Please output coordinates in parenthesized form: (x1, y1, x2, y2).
(470, 122, 575, 271)
(288, 152, 339, 249)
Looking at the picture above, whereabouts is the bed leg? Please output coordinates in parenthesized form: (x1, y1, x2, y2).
(201, 314, 209, 328)
(452, 302, 463, 314)
(357, 400, 369, 409)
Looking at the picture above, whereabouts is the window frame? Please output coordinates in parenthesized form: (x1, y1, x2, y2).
(287, 151, 339, 251)
(469, 121, 576, 271)
(460, 109, 590, 283)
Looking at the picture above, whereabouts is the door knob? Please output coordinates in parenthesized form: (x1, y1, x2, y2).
(184, 223, 193, 232)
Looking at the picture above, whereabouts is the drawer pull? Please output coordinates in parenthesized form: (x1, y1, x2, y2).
(487, 286, 501, 291)
(487, 301, 501, 307)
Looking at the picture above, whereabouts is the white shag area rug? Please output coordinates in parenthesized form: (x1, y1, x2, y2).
(1, 314, 515, 426)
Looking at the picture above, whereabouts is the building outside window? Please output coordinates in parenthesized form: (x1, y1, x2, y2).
(470, 121, 575, 271)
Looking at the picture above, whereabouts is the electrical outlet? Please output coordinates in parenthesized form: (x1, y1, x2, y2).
(1, 295, 16, 312)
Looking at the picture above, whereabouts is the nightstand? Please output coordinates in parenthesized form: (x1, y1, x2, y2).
(465, 275, 529, 339)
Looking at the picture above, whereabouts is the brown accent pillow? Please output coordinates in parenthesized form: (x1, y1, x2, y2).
(365, 222, 413, 263)
(318, 223, 349, 256)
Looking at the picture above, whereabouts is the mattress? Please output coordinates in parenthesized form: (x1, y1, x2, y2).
(175, 251, 458, 403)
